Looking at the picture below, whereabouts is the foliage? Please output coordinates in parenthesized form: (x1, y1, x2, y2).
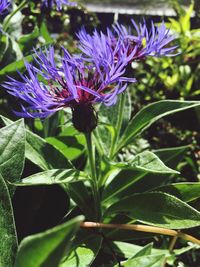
(0, 1, 200, 267)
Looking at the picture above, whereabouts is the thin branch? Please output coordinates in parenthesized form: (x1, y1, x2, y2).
(80, 222, 200, 246)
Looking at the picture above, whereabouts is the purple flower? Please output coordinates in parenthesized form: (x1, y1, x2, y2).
(77, 20, 178, 65)
(41, 0, 76, 10)
(114, 20, 178, 58)
(3, 46, 136, 126)
(0, 0, 11, 14)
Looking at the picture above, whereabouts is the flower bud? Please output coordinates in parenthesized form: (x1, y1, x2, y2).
(72, 103, 98, 133)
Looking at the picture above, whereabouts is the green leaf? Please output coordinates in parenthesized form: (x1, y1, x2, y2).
(154, 183, 200, 202)
(60, 234, 102, 267)
(0, 34, 9, 62)
(40, 20, 53, 43)
(180, 3, 193, 32)
(63, 181, 96, 220)
(15, 216, 84, 267)
(153, 146, 188, 169)
(100, 89, 131, 131)
(26, 130, 72, 170)
(109, 241, 199, 259)
(46, 135, 85, 161)
(0, 174, 18, 267)
(113, 151, 179, 174)
(107, 242, 147, 259)
(97, 92, 131, 156)
(103, 146, 187, 206)
(0, 116, 72, 170)
(18, 26, 39, 53)
(116, 254, 165, 267)
(0, 55, 33, 79)
(105, 192, 200, 229)
(103, 151, 178, 206)
(124, 146, 188, 195)
(0, 119, 25, 195)
(117, 100, 200, 153)
(60, 246, 96, 267)
(13, 169, 88, 186)
(132, 243, 153, 258)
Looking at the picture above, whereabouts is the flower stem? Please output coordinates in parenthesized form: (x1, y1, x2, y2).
(85, 133, 101, 221)
(3, 0, 28, 32)
(109, 93, 126, 159)
(80, 221, 200, 246)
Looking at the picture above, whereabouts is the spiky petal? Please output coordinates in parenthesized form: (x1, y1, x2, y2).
(0, 0, 11, 14)
(3, 46, 136, 119)
(77, 20, 178, 66)
(114, 19, 178, 58)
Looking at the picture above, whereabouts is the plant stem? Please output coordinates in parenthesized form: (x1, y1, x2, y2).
(163, 234, 179, 267)
(169, 235, 179, 252)
(85, 133, 101, 221)
(109, 93, 126, 159)
(80, 221, 200, 246)
(3, 0, 28, 32)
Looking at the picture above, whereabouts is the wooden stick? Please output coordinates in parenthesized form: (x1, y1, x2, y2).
(80, 222, 200, 246)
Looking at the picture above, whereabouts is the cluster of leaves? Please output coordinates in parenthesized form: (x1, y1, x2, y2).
(1, 98, 200, 266)
(0, 1, 200, 267)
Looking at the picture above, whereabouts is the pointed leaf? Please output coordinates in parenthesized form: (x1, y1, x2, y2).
(114, 151, 179, 174)
(117, 100, 200, 152)
(46, 135, 85, 161)
(0, 119, 25, 196)
(132, 243, 153, 258)
(109, 241, 199, 259)
(153, 146, 188, 169)
(103, 151, 178, 206)
(60, 235, 102, 267)
(15, 216, 84, 267)
(13, 169, 88, 186)
(0, 174, 18, 267)
(0, 116, 72, 170)
(154, 183, 200, 203)
(105, 192, 200, 229)
(115, 254, 165, 267)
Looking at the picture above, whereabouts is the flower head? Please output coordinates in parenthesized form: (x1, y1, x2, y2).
(114, 20, 178, 58)
(3, 46, 136, 132)
(41, 0, 76, 10)
(0, 0, 11, 14)
(78, 20, 178, 65)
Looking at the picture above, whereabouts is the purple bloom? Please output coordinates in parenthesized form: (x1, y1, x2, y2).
(3, 46, 136, 121)
(114, 20, 178, 58)
(77, 20, 178, 65)
(0, 0, 11, 14)
(41, 0, 76, 10)
(77, 27, 138, 75)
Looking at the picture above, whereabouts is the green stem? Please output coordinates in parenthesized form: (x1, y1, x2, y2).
(3, 0, 28, 32)
(109, 93, 126, 159)
(85, 132, 101, 221)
